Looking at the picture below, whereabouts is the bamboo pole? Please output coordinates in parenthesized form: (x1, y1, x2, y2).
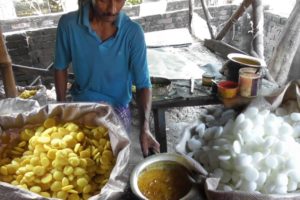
(215, 0, 253, 40)
(0, 27, 17, 98)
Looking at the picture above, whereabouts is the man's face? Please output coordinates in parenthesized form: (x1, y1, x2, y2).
(92, 0, 125, 22)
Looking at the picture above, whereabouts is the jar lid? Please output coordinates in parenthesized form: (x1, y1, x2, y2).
(202, 72, 215, 79)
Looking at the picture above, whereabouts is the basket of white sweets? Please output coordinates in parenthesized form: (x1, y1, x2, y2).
(176, 80, 300, 199)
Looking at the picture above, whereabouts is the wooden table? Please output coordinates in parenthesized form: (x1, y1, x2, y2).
(151, 79, 220, 152)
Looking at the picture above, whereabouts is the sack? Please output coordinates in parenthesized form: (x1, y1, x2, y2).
(0, 102, 131, 200)
(17, 85, 48, 106)
(0, 98, 40, 116)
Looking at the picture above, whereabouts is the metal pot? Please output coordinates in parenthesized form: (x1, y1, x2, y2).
(150, 77, 172, 96)
(130, 153, 204, 200)
(223, 53, 264, 82)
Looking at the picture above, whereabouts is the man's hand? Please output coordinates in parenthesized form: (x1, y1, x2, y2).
(140, 129, 160, 157)
(136, 87, 160, 156)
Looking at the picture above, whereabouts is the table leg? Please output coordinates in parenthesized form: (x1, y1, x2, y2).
(152, 108, 167, 152)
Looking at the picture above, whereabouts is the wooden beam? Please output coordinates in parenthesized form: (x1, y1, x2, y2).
(0, 28, 17, 98)
(204, 39, 247, 58)
(215, 0, 253, 40)
(200, 0, 215, 39)
(268, 0, 300, 85)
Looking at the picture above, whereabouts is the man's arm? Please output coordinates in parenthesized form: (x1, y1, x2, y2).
(54, 68, 68, 102)
(136, 87, 160, 157)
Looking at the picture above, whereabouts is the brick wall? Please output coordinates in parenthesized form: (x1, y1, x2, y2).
(4, 29, 56, 66)
(0, 0, 293, 85)
(222, 8, 253, 54)
(0, 13, 61, 33)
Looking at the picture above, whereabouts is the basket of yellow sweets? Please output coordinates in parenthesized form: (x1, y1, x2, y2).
(0, 103, 130, 200)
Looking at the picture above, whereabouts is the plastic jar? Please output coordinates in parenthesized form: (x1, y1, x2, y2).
(238, 67, 261, 97)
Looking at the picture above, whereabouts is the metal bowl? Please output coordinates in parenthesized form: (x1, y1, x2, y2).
(150, 77, 172, 96)
(130, 153, 202, 200)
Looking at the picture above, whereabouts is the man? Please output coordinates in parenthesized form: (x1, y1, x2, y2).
(54, 0, 160, 156)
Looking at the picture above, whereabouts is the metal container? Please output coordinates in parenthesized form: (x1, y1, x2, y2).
(130, 153, 203, 200)
(224, 53, 263, 82)
(202, 72, 215, 87)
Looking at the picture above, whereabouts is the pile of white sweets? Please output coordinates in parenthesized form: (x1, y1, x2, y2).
(183, 107, 300, 194)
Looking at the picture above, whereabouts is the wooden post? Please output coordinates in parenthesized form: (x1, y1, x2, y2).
(0, 28, 17, 98)
(268, 0, 300, 85)
(215, 0, 253, 40)
(250, 0, 264, 60)
(251, 0, 275, 82)
(200, 0, 215, 39)
(188, 0, 194, 34)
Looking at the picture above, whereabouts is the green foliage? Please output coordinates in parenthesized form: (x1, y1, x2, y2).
(14, 0, 50, 17)
(125, 0, 142, 6)
(49, 0, 63, 13)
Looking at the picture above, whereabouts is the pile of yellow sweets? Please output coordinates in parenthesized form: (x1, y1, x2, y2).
(18, 89, 38, 99)
(0, 118, 116, 200)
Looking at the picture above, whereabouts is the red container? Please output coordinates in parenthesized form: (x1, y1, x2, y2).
(217, 81, 238, 99)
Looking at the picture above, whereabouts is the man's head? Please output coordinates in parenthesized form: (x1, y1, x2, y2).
(91, 0, 125, 22)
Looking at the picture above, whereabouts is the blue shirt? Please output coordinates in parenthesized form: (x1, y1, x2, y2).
(54, 3, 151, 107)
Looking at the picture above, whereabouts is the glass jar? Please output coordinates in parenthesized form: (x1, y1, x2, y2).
(238, 67, 261, 97)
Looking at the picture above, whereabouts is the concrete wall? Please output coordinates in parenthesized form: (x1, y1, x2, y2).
(0, 0, 295, 85)
(264, 11, 288, 62)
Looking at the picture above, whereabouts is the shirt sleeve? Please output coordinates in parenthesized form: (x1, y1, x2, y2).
(54, 15, 71, 70)
(129, 24, 152, 89)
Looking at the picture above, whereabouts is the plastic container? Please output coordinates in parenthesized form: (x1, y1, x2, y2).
(239, 67, 261, 97)
(217, 81, 238, 99)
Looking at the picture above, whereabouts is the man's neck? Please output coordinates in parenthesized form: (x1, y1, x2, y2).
(89, 8, 117, 41)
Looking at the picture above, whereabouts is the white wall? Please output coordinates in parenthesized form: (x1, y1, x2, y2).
(264, 0, 296, 17)
(0, 0, 16, 20)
